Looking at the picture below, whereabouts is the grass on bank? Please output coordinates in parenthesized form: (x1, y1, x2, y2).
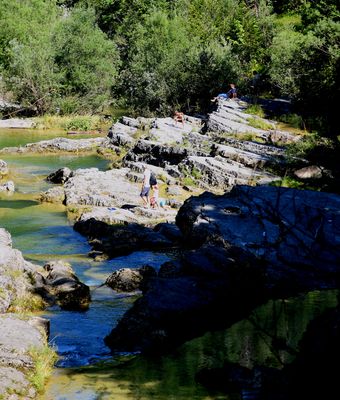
(31, 107, 129, 131)
(32, 114, 110, 131)
(28, 344, 58, 393)
(8, 292, 47, 314)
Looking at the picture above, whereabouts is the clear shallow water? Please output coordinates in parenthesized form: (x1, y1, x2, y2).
(1, 129, 339, 400)
(1, 153, 110, 193)
(42, 251, 174, 368)
(0, 127, 105, 149)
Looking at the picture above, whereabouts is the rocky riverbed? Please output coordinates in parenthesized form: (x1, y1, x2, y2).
(0, 227, 90, 398)
(1, 97, 339, 398)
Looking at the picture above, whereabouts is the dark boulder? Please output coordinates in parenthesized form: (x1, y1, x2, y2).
(36, 261, 91, 311)
(105, 265, 156, 292)
(46, 167, 73, 184)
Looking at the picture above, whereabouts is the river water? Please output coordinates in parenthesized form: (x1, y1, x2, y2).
(0, 128, 338, 399)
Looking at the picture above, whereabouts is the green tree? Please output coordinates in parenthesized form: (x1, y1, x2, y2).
(123, 9, 241, 114)
(0, 1, 119, 114)
(0, 0, 60, 113)
(176, 0, 275, 83)
(269, 13, 340, 135)
(53, 6, 120, 113)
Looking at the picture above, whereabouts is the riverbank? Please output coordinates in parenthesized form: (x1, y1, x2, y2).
(0, 228, 58, 399)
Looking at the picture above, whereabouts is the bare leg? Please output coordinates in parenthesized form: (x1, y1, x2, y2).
(141, 196, 150, 207)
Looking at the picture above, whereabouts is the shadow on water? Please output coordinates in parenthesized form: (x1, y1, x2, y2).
(41, 289, 339, 400)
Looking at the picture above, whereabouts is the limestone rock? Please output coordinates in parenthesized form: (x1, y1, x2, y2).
(0, 159, 8, 176)
(0, 181, 14, 192)
(41, 261, 91, 310)
(294, 165, 323, 179)
(46, 167, 73, 184)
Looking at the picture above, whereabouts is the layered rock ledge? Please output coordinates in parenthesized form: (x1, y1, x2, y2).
(104, 185, 340, 354)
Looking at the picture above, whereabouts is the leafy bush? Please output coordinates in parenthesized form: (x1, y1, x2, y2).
(63, 117, 92, 131)
(121, 9, 241, 114)
(286, 132, 324, 159)
(9, 293, 47, 313)
(33, 114, 103, 130)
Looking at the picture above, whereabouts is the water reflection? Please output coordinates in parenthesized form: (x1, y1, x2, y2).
(46, 287, 136, 368)
(41, 251, 174, 370)
(42, 289, 338, 400)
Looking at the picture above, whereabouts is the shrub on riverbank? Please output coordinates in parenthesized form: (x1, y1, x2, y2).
(33, 114, 109, 131)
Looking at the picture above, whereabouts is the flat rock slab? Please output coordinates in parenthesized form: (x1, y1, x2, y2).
(0, 118, 35, 129)
(0, 314, 44, 357)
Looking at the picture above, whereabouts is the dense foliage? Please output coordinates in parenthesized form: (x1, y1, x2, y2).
(0, 0, 119, 114)
(0, 0, 339, 135)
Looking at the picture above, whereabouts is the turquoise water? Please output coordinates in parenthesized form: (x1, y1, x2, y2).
(0, 127, 104, 149)
(1, 153, 109, 193)
(1, 128, 338, 400)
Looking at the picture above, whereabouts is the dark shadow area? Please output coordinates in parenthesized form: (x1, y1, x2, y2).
(121, 204, 138, 210)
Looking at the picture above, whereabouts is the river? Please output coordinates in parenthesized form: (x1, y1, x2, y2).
(0, 128, 338, 399)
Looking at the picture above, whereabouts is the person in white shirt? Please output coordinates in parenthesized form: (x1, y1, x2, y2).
(140, 166, 151, 207)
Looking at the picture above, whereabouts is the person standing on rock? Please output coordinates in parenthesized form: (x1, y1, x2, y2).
(140, 165, 151, 207)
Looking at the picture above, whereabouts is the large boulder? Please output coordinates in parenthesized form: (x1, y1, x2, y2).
(0, 314, 50, 399)
(74, 219, 174, 258)
(105, 239, 266, 353)
(0, 228, 54, 398)
(0, 228, 42, 313)
(105, 265, 156, 292)
(0, 137, 105, 153)
(176, 185, 340, 286)
(39, 261, 91, 310)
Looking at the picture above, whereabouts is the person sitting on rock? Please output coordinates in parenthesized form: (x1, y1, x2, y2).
(159, 198, 171, 209)
(227, 83, 237, 99)
(211, 83, 237, 103)
(173, 111, 184, 127)
(150, 188, 171, 210)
